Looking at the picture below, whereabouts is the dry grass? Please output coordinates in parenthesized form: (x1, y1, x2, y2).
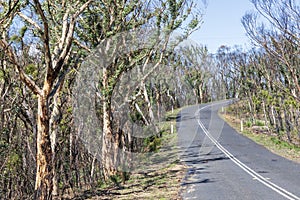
(67, 110, 186, 200)
(84, 162, 186, 200)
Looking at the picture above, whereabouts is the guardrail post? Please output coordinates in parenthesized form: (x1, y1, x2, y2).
(241, 119, 243, 132)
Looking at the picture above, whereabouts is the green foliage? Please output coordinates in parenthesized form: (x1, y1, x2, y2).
(0, 70, 4, 80)
(109, 174, 122, 186)
(245, 120, 252, 128)
(4, 151, 21, 175)
(19, 26, 27, 38)
(255, 119, 265, 127)
(284, 96, 297, 107)
(270, 137, 300, 151)
(10, 34, 19, 42)
(188, 18, 199, 29)
(24, 64, 38, 78)
(143, 135, 162, 152)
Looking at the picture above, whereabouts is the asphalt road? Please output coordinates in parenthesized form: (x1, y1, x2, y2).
(177, 100, 300, 200)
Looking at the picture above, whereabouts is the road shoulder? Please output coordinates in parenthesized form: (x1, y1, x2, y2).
(219, 103, 300, 164)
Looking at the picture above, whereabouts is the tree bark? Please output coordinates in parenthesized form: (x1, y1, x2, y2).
(35, 94, 53, 200)
(101, 68, 118, 180)
(50, 93, 61, 197)
(102, 98, 118, 179)
(199, 83, 203, 104)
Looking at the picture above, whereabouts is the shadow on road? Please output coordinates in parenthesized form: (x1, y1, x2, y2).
(179, 143, 229, 186)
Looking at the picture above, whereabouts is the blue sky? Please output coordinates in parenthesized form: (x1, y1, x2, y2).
(190, 0, 256, 53)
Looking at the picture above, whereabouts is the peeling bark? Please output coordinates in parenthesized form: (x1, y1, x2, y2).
(101, 68, 118, 180)
(35, 94, 53, 200)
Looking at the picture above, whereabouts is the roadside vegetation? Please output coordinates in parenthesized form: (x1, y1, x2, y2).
(63, 109, 186, 199)
(220, 101, 300, 163)
(0, 0, 204, 199)
(216, 0, 300, 163)
(0, 0, 299, 199)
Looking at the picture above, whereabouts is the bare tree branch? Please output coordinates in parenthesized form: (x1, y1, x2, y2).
(53, 0, 94, 76)
(0, 40, 42, 95)
(0, 0, 19, 25)
(73, 38, 92, 53)
(18, 12, 42, 32)
(33, 0, 54, 89)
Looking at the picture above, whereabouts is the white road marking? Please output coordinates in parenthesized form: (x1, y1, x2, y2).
(195, 101, 300, 200)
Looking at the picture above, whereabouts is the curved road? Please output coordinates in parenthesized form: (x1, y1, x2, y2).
(177, 100, 300, 200)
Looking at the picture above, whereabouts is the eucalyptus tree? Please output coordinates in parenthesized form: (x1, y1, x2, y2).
(0, 41, 38, 198)
(177, 45, 214, 104)
(241, 0, 300, 143)
(0, 0, 203, 199)
(74, 0, 204, 180)
(0, 1, 94, 198)
(242, 0, 300, 100)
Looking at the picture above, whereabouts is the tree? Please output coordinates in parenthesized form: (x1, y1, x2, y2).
(0, 0, 203, 198)
(0, 0, 94, 198)
(178, 45, 214, 104)
(242, 0, 300, 99)
(241, 0, 300, 143)
(76, 0, 203, 180)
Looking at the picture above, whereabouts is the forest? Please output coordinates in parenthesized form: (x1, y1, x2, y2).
(0, 0, 299, 199)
